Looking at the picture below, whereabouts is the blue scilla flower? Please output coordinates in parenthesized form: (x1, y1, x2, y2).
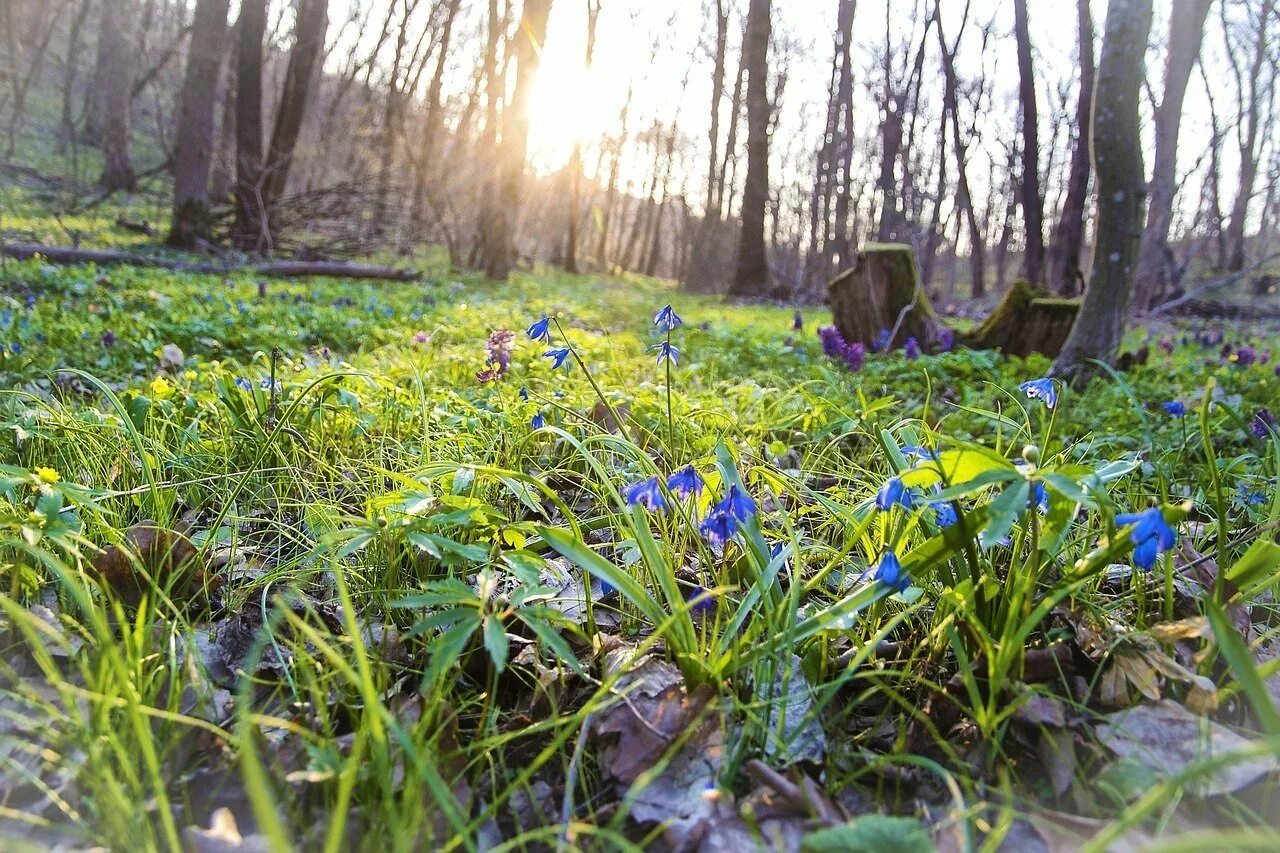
(653, 304, 682, 330)
(1116, 507, 1177, 570)
(667, 465, 704, 499)
(901, 445, 939, 463)
(1019, 378, 1058, 409)
(1031, 480, 1048, 513)
(649, 341, 679, 365)
(531, 413, 545, 430)
(715, 484, 757, 521)
(875, 476, 915, 511)
(519, 387, 529, 400)
(1161, 400, 1186, 417)
(234, 377, 252, 391)
(527, 317, 551, 342)
(871, 551, 909, 592)
(931, 500, 958, 528)
(686, 585, 715, 616)
(623, 476, 667, 512)
(700, 509, 737, 548)
(543, 347, 571, 369)
(872, 329, 892, 353)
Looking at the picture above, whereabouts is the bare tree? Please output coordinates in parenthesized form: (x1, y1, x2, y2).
(263, 0, 330, 221)
(1054, 0, 1154, 378)
(729, 0, 771, 298)
(233, 0, 268, 249)
(167, 0, 232, 249)
(563, 0, 602, 273)
(935, 0, 985, 299)
(1223, 0, 1277, 272)
(1013, 0, 1044, 283)
(97, 0, 140, 190)
(1047, 0, 1095, 296)
(56, 0, 95, 154)
(409, 0, 463, 239)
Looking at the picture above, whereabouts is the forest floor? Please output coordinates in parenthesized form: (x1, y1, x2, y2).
(2, 190, 1280, 850)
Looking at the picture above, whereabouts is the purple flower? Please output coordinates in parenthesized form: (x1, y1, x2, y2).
(1251, 408, 1277, 439)
(818, 325, 848, 359)
(667, 465, 704, 499)
(1116, 507, 1177, 571)
(700, 509, 737, 548)
(842, 341, 866, 371)
(526, 317, 552, 342)
(1233, 346, 1258, 367)
(653, 304, 683, 330)
(792, 311, 804, 331)
(938, 327, 955, 353)
(904, 337, 921, 360)
(543, 347, 572, 369)
(623, 476, 667, 512)
(1158, 336, 1174, 354)
(101, 331, 116, 347)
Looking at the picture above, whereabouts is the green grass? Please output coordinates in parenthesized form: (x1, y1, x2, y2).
(2, 214, 1280, 848)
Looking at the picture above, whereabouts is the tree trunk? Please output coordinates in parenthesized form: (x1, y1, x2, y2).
(232, 0, 268, 250)
(484, 0, 554, 281)
(1047, 0, 1095, 296)
(409, 0, 462, 238)
(56, 0, 94, 153)
(563, 0, 600, 274)
(828, 244, 944, 350)
(1052, 0, 1153, 379)
(1132, 0, 1211, 312)
(167, 0, 232, 249)
(97, 0, 139, 190)
(263, 0, 328, 221)
(1223, 0, 1275, 272)
(729, 0, 772, 299)
(965, 280, 1080, 357)
(935, 1, 985, 299)
(1013, 0, 1044, 284)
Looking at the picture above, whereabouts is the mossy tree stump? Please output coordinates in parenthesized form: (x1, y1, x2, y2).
(828, 243, 945, 349)
(962, 280, 1081, 358)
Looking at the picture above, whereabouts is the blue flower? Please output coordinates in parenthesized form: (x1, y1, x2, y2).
(904, 337, 921, 360)
(792, 311, 803, 331)
(700, 509, 737, 547)
(872, 329, 892, 353)
(649, 341, 680, 365)
(653, 304, 683, 330)
(931, 500, 958, 528)
(1019, 377, 1058, 409)
(527, 317, 552, 342)
(623, 476, 667, 512)
(667, 465, 704, 499)
(875, 476, 915, 511)
(901, 445, 939, 463)
(1161, 400, 1186, 418)
(543, 347, 572, 369)
(687, 585, 715, 615)
(519, 387, 529, 401)
(234, 377, 252, 391)
(531, 413, 545, 429)
(871, 551, 909, 592)
(1031, 480, 1048, 513)
(715, 484, 757, 521)
(1115, 507, 1177, 570)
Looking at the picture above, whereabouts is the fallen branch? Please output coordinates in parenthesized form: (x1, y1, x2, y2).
(0, 243, 420, 281)
(1147, 252, 1280, 317)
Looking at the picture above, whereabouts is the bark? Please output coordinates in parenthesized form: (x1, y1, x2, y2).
(1047, 0, 1095, 296)
(964, 280, 1079, 357)
(263, 0, 329, 220)
(233, 0, 269, 250)
(706, 0, 730, 216)
(563, 0, 600, 273)
(97, 0, 139, 190)
(1013, 0, 1044, 284)
(828, 244, 945, 349)
(1132, 0, 1211, 311)
(828, 0, 857, 269)
(409, 0, 463, 237)
(1053, 0, 1154, 379)
(56, 0, 94, 153)
(935, 1, 985, 299)
(469, 0, 504, 269)
(1223, 0, 1276, 272)
(729, 0, 772, 298)
(167, 0, 232, 249)
(484, 0, 554, 281)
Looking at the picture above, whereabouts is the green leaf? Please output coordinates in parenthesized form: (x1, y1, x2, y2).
(899, 443, 1016, 490)
(1206, 600, 1280, 738)
(982, 479, 1028, 549)
(482, 614, 508, 673)
(801, 816, 934, 853)
(537, 525, 666, 628)
(1225, 539, 1280, 600)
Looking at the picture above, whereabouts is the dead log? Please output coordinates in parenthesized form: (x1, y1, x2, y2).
(827, 242, 946, 349)
(0, 242, 420, 281)
(962, 279, 1080, 358)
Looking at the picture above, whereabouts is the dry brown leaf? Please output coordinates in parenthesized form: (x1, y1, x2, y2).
(92, 520, 217, 607)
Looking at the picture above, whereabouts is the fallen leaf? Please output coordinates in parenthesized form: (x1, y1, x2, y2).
(182, 807, 270, 852)
(92, 520, 217, 607)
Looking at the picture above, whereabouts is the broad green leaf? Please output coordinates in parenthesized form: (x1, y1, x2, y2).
(1206, 600, 1280, 738)
(1225, 539, 1280, 600)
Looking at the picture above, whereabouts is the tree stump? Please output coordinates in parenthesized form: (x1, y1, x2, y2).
(828, 243, 945, 349)
(963, 280, 1081, 358)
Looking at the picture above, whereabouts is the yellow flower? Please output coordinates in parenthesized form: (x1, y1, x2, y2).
(150, 375, 174, 399)
(34, 466, 60, 484)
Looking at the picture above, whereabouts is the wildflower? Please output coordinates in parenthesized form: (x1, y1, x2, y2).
(1030, 480, 1049, 513)
(938, 327, 955, 353)
(526, 316, 552, 342)
(653, 304, 683, 330)
(687, 585, 715, 616)
(1232, 345, 1258, 367)
(1158, 336, 1174, 354)
(543, 347, 572, 370)
(931, 499, 958, 528)
(1161, 400, 1185, 418)
(413, 330, 430, 345)
(875, 476, 915, 511)
(715, 484, 757, 521)
(531, 413, 545, 430)
(34, 466, 59, 485)
(870, 551, 909, 592)
(649, 341, 680, 365)
(1019, 377, 1058, 409)
(102, 331, 116, 347)
(872, 329, 892, 353)
(901, 445, 939, 463)
(519, 387, 529, 401)
(1116, 507, 1177, 570)
(1251, 408, 1276, 439)
(904, 337, 921, 360)
(792, 311, 803, 331)
(477, 329, 516, 383)
(667, 465, 704, 499)
(623, 476, 667, 512)
(700, 509, 737, 548)
(817, 325, 848, 359)
(234, 377, 252, 391)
